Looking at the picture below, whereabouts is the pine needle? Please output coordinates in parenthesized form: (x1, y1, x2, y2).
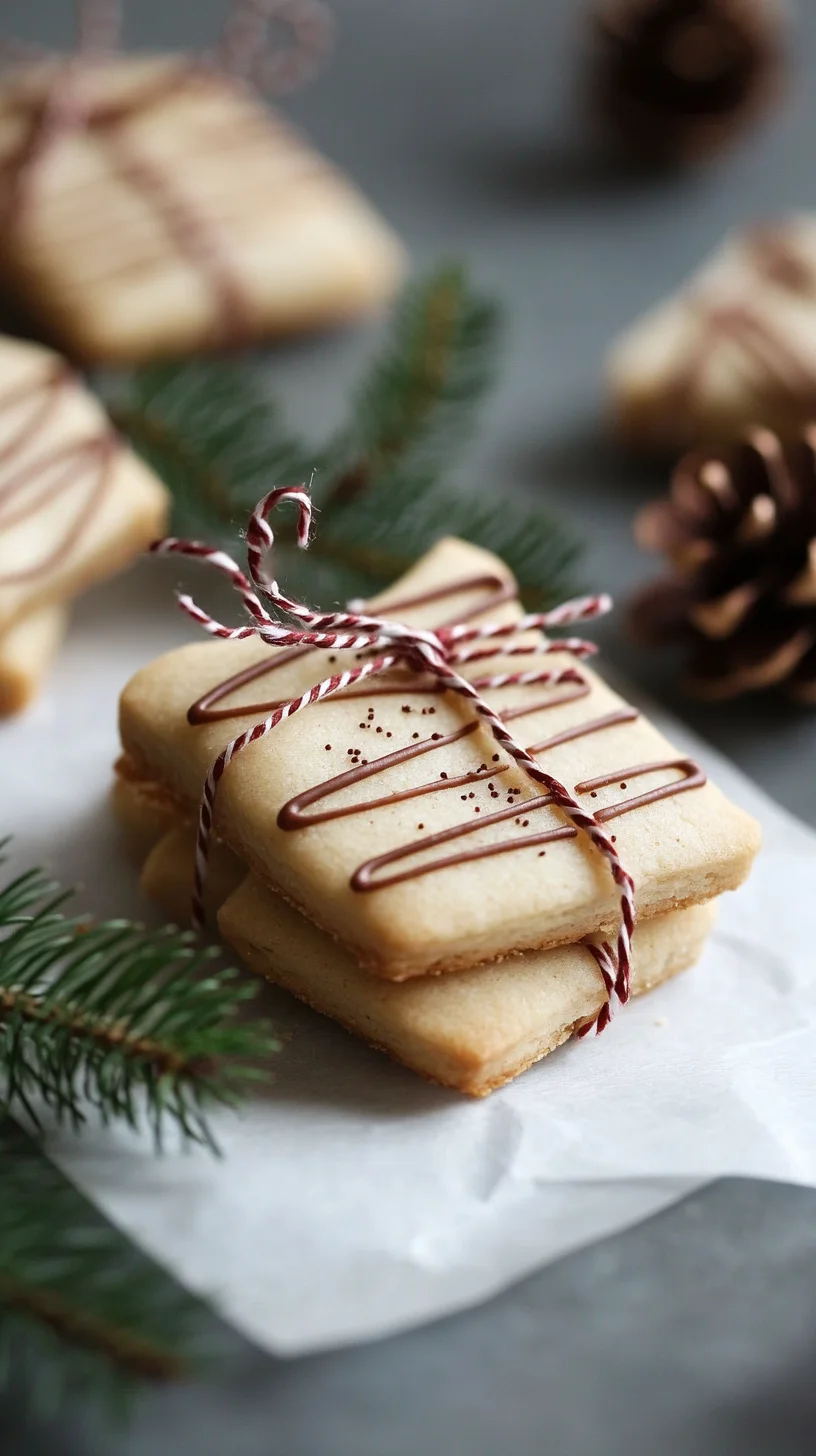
(0, 1122, 203, 1413)
(319, 262, 500, 505)
(105, 358, 313, 537)
(318, 469, 581, 609)
(0, 850, 278, 1146)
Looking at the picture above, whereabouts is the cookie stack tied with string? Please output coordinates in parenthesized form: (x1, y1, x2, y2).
(0, 332, 168, 715)
(0, 1, 405, 364)
(112, 486, 760, 1095)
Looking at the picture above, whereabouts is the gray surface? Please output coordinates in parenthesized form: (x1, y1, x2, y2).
(5, 0, 816, 1451)
(8, 1179, 816, 1456)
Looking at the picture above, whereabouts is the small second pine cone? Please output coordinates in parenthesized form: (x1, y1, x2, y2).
(629, 426, 816, 702)
(588, 0, 785, 166)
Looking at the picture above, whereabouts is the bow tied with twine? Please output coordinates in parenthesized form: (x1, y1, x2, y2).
(153, 485, 636, 1034)
(1, 0, 334, 96)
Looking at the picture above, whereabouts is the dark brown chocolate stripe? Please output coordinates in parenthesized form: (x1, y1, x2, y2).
(274, 698, 626, 834)
(379, 572, 516, 624)
(188, 663, 444, 724)
(188, 660, 447, 723)
(188, 645, 315, 724)
(0, 364, 118, 586)
(276, 723, 502, 828)
(187, 573, 516, 725)
(527, 707, 638, 756)
(351, 796, 575, 892)
(576, 758, 707, 821)
(501, 679, 590, 723)
(277, 706, 642, 840)
(351, 754, 708, 892)
(275, 681, 706, 892)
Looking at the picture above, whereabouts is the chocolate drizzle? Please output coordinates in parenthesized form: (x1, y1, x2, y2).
(103, 77, 253, 342)
(499, 679, 590, 723)
(345, 743, 702, 893)
(373, 573, 517, 624)
(188, 644, 315, 724)
(351, 794, 574, 893)
(276, 723, 497, 829)
(0, 362, 118, 587)
(187, 571, 708, 893)
(576, 758, 707, 822)
(187, 573, 516, 725)
(526, 706, 637, 755)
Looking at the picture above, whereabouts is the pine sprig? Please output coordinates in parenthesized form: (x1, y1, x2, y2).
(106, 359, 314, 536)
(0, 1123, 203, 1411)
(0, 854, 278, 1146)
(102, 265, 581, 608)
(319, 470, 580, 608)
(319, 263, 500, 505)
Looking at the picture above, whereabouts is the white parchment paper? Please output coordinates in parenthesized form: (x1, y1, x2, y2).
(3, 563, 816, 1356)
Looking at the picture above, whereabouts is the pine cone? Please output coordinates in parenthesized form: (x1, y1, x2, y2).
(629, 427, 816, 702)
(588, 0, 785, 166)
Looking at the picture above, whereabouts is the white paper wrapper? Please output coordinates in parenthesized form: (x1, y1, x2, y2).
(3, 564, 816, 1357)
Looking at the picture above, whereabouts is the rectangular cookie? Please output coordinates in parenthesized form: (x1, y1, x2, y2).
(0, 333, 169, 637)
(111, 754, 189, 865)
(222, 879, 715, 1096)
(0, 603, 67, 716)
(135, 817, 716, 1097)
(119, 537, 760, 979)
(607, 216, 816, 450)
(0, 57, 405, 362)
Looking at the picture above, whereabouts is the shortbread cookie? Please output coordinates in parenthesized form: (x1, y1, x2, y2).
(0, 604, 67, 715)
(112, 769, 247, 913)
(0, 57, 405, 363)
(222, 878, 715, 1094)
(608, 217, 816, 450)
(119, 537, 760, 979)
(128, 808, 716, 1097)
(142, 824, 247, 927)
(110, 755, 186, 864)
(0, 334, 169, 641)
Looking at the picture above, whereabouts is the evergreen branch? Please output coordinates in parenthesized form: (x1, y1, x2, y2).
(105, 359, 314, 538)
(319, 263, 500, 505)
(0, 854, 278, 1145)
(319, 470, 582, 609)
(0, 1279, 185, 1382)
(0, 1123, 202, 1410)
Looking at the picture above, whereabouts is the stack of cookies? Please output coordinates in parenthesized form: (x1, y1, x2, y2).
(0, 332, 169, 715)
(113, 538, 760, 1095)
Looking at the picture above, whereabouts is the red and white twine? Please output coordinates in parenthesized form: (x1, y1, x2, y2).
(152, 486, 636, 1030)
(1, 1, 333, 95)
(216, 0, 334, 96)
